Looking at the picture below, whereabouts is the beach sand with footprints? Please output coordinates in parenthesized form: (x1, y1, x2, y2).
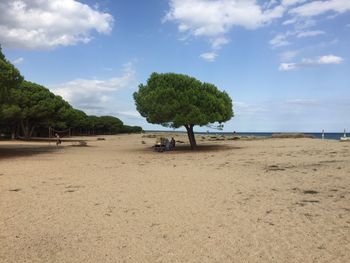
(1, 134, 349, 262)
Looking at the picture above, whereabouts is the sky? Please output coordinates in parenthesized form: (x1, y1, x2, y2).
(1, 0, 350, 132)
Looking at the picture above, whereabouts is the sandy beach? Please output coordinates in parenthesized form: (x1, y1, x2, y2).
(0, 134, 349, 262)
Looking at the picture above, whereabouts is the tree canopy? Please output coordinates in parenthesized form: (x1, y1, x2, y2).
(6, 81, 70, 139)
(0, 45, 23, 103)
(0, 47, 142, 139)
(134, 72, 233, 148)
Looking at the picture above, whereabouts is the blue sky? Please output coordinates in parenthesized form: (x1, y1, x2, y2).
(1, 0, 350, 132)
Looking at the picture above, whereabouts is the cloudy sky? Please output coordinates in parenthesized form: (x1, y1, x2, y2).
(1, 0, 349, 132)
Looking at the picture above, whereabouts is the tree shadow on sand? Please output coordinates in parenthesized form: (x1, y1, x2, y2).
(0, 144, 60, 160)
(134, 143, 242, 154)
(172, 144, 241, 153)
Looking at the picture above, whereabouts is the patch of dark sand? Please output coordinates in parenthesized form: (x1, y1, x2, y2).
(0, 144, 60, 160)
(265, 164, 296, 172)
(303, 190, 319, 195)
(266, 165, 285, 171)
(9, 188, 21, 192)
(132, 144, 242, 154)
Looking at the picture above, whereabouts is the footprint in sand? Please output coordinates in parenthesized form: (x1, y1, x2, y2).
(9, 188, 21, 192)
(303, 190, 319, 195)
(266, 165, 286, 172)
(301, 200, 320, 204)
(105, 206, 116, 217)
(64, 185, 84, 193)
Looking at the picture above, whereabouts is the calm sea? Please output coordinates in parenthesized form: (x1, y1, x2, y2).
(147, 131, 347, 141)
(214, 132, 346, 141)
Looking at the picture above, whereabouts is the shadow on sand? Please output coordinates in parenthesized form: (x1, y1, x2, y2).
(133, 143, 242, 154)
(172, 144, 241, 153)
(0, 144, 60, 160)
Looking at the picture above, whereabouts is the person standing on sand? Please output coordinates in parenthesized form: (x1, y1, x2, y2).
(171, 137, 176, 149)
(55, 133, 61, 147)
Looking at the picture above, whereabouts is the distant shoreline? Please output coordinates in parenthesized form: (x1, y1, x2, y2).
(144, 130, 347, 141)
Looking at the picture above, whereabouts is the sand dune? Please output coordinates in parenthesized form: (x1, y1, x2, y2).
(0, 134, 349, 262)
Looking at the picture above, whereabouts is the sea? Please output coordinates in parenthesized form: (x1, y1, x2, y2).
(211, 132, 347, 141)
(146, 131, 347, 141)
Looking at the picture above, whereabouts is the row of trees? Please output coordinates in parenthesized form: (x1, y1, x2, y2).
(0, 46, 142, 140)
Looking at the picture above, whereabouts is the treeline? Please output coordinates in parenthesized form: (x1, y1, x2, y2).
(0, 46, 142, 139)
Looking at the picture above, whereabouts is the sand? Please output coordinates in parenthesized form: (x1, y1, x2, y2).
(0, 134, 349, 262)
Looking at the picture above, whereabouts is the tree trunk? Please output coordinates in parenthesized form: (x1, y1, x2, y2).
(185, 124, 196, 149)
(29, 125, 35, 138)
(16, 124, 20, 139)
(11, 128, 15, 140)
(21, 120, 28, 140)
(21, 120, 33, 140)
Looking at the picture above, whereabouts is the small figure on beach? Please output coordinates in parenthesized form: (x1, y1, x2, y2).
(55, 133, 61, 147)
(322, 129, 325, 140)
(170, 137, 176, 149)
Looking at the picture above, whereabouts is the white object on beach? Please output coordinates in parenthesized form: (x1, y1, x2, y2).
(340, 129, 349, 141)
(322, 129, 325, 140)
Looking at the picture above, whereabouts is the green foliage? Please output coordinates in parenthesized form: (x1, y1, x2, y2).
(134, 73, 233, 128)
(16, 81, 68, 122)
(120, 125, 143, 133)
(0, 47, 142, 139)
(134, 72, 233, 148)
(94, 115, 124, 134)
(6, 81, 71, 138)
(0, 45, 23, 103)
(0, 104, 22, 122)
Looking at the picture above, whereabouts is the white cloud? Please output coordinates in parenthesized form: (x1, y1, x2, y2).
(165, 0, 350, 61)
(317, 54, 343, 64)
(280, 50, 299, 61)
(165, 0, 285, 58)
(165, 0, 284, 35)
(270, 28, 324, 47)
(210, 37, 230, 49)
(264, 0, 279, 9)
(270, 33, 291, 48)
(279, 54, 343, 71)
(293, 18, 317, 30)
(199, 52, 217, 62)
(51, 63, 137, 114)
(279, 62, 297, 71)
(117, 111, 142, 119)
(289, 0, 350, 17)
(282, 0, 308, 7)
(0, 0, 114, 49)
(296, 30, 325, 37)
(12, 57, 24, 64)
(282, 19, 297, 25)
